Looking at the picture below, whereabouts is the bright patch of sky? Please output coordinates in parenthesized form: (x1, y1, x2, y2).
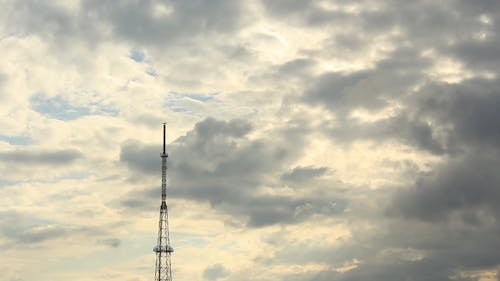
(164, 92, 218, 114)
(30, 93, 119, 120)
(0, 134, 34, 145)
(129, 48, 146, 63)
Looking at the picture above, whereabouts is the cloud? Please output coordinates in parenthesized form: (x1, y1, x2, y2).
(0, 209, 120, 259)
(290, 76, 500, 279)
(97, 238, 122, 248)
(120, 117, 345, 227)
(5, 0, 247, 47)
(0, 211, 67, 244)
(391, 151, 500, 222)
(303, 47, 429, 114)
(323, 259, 473, 281)
(120, 141, 159, 175)
(261, 68, 500, 279)
(276, 58, 317, 78)
(281, 166, 329, 183)
(296, 77, 500, 280)
(327, 113, 445, 155)
(0, 149, 82, 165)
(314, 76, 500, 156)
(2, 0, 500, 280)
(411, 80, 500, 152)
(203, 264, 230, 281)
(84, 0, 245, 44)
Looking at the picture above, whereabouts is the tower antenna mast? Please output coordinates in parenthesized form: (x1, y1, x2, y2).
(154, 123, 173, 281)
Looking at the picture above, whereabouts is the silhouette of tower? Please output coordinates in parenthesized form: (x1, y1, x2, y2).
(154, 123, 173, 281)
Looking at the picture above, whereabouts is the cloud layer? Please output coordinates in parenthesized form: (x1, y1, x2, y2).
(1, 1, 500, 281)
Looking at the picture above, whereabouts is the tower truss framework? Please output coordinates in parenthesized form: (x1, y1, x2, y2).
(154, 123, 173, 281)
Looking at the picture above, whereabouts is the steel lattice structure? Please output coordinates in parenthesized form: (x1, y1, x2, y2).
(154, 123, 173, 281)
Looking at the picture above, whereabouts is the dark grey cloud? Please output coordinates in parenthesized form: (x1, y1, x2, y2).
(331, 78, 500, 155)
(0, 210, 116, 249)
(85, 0, 244, 44)
(453, 37, 500, 71)
(0, 149, 82, 165)
(5, 1, 80, 39)
(120, 141, 159, 175)
(290, 41, 500, 276)
(246, 57, 318, 92)
(278, 56, 500, 280)
(191, 117, 252, 140)
(119, 117, 344, 227)
(203, 264, 230, 281)
(400, 4, 500, 73)
(120, 117, 252, 175)
(380, 220, 500, 270)
(261, 0, 363, 27)
(277, 58, 316, 77)
(120, 184, 346, 228)
(2, 223, 68, 244)
(97, 238, 122, 248)
(261, 181, 500, 281)
(326, 113, 445, 155)
(304, 47, 429, 114)
(413, 80, 500, 152)
(261, 0, 314, 17)
(302, 77, 500, 280)
(281, 166, 329, 183)
(449, 2, 500, 73)
(0, 211, 66, 244)
(391, 151, 500, 222)
(5, 0, 246, 47)
(313, 260, 472, 281)
(263, 0, 500, 76)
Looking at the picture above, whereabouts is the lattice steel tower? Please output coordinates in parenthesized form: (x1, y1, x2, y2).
(153, 123, 173, 281)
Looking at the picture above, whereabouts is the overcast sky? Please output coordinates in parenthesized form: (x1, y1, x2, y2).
(1, 1, 500, 281)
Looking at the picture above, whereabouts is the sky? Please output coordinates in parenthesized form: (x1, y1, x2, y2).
(1, 0, 500, 280)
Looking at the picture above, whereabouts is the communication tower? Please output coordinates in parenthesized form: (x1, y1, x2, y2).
(153, 123, 173, 281)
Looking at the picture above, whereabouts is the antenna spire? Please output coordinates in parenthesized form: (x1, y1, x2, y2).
(163, 123, 166, 155)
